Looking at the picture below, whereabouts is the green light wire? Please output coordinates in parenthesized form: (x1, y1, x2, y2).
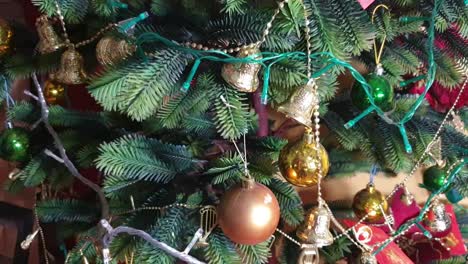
(134, 0, 440, 153)
(373, 158, 467, 255)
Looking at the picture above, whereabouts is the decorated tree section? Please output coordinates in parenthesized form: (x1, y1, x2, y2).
(0, 0, 467, 263)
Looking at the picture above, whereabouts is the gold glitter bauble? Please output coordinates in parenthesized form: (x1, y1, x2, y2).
(0, 18, 13, 57)
(352, 184, 388, 223)
(44, 80, 65, 105)
(221, 47, 262, 93)
(278, 130, 329, 187)
(96, 35, 136, 66)
(217, 180, 280, 245)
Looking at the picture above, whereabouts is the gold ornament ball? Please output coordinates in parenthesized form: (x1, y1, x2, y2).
(0, 18, 13, 57)
(279, 130, 329, 187)
(352, 184, 388, 223)
(44, 80, 66, 105)
(217, 180, 280, 245)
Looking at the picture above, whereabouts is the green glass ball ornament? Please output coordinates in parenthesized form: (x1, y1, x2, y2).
(423, 165, 447, 192)
(0, 127, 30, 162)
(351, 74, 394, 111)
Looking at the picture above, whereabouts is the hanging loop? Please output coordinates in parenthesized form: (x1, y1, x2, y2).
(371, 4, 390, 66)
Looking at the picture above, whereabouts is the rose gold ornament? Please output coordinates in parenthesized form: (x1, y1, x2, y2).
(50, 46, 88, 85)
(221, 47, 262, 92)
(217, 180, 280, 245)
(352, 183, 388, 223)
(279, 129, 329, 187)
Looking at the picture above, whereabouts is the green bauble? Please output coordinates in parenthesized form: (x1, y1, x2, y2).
(0, 127, 30, 162)
(423, 165, 446, 192)
(351, 74, 394, 111)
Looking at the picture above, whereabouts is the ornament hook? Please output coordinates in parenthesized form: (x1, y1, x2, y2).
(371, 4, 390, 68)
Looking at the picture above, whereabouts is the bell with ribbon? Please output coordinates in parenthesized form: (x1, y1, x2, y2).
(424, 201, 451, 233)
(96, 35, 136, 66)
(221, 46, 262, 93)
(35, 15, 64, 54)
(50, 46, 88, 85)
(277, 81, 319, 128)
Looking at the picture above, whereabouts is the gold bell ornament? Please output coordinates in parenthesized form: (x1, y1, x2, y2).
(296, 206, 333, 247)
(96, 35, 136, 66)
(221, 46, 262, 92)
(279, 128, 329, 187)
(0, 18, 13, 57)
(277, 82, 319, 127)
(35, 15, 64, 54)
(352, 183, 389, 224)
(424, 200, 451, 233)
(50, 46, 88, 85)
(297, 244, 319, 264)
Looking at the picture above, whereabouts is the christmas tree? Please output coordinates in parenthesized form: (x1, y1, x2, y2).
(0, 0, 467, 263)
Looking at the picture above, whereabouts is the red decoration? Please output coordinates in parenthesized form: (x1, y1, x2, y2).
(400, 205, 467, 263)
(342, 219, 414, 264)
(410, 81, 468, 113)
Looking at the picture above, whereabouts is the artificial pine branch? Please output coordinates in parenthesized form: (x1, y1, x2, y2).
(32, 73, 110, 223)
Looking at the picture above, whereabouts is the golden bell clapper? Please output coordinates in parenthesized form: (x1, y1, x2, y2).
(35, 15, 64, 54)
(296, 207, 333, 247)
(0, 18, 13, 57)
(221, 46, 262, 92)
(279, 129, 329, 187)
(278, 82, 319, 127)
(50, 46, 88, 85)
(352, 183, 389, 223)
(96, 35, 136, 66)
(424, 201, 451, 233)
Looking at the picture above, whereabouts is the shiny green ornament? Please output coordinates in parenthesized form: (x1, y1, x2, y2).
(0, 127, 30, 162)
(351, 74, 394, 111)
(423, 165, 447, 192)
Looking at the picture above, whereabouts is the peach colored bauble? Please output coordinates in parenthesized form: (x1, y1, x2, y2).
(218, 181, 280, 245)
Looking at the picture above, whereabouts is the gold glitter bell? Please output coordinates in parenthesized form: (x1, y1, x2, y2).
(277, 82, 318, 127)
(424, 201, 451, 233)
(221, 46, 262, 93)
(96, 35, 136, 66)
(279, 129, 330, 187)
(35, 15, 64, 54)
(50, 47, 88, 85)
